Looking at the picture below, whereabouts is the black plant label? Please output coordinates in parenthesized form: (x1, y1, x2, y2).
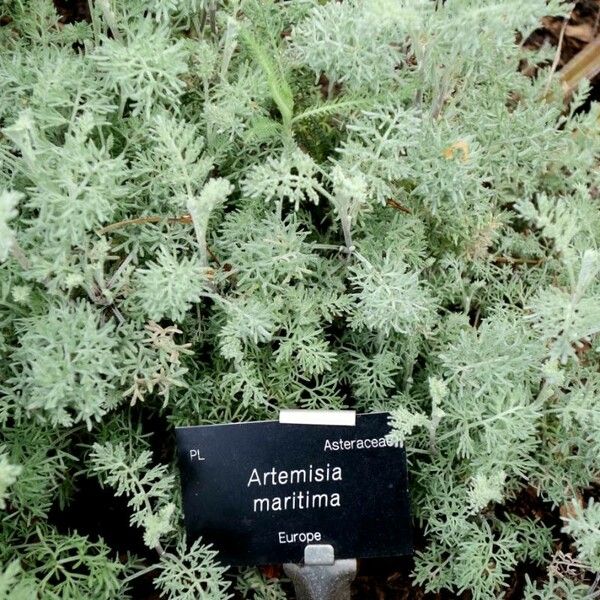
(175, 412, 412, 566)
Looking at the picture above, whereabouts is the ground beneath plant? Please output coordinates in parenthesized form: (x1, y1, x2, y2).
(27, 1, 600, 598)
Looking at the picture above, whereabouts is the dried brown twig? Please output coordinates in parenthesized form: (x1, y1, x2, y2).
(386, 198, 412, 214)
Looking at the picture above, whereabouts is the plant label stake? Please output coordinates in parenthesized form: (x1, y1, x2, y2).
(283, 544, 356, 600)
(176, 410, 412, 597)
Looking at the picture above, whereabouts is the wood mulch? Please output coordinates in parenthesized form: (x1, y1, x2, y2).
(529, 0, 600, 69)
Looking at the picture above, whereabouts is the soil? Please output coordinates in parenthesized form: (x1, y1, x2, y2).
(52, 0, 90, 24)
(15, 1, 600, 598)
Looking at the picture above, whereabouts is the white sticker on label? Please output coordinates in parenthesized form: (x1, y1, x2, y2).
(279, 409, 356, 427)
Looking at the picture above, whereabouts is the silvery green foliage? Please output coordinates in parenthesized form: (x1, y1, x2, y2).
(467, 471, 507, 513)
(129, 250, 210, 321)
(1, 424, 72, 526)
(0, 190, 21, 262)
(522, 574, 594, 599)
(155, 539, 230, 600)
(7, 302, 119, 428)
(236, 567, 287, 600)
(149, 0, 211, 25)
(187, 177, 234, 265)
(0, 449, 20, 510)
(562, 499, 600, 572)
(335, 105, 422, 205)
(17, 527, 127, 600)
(526, 250, 600, 363)
(0, 560, 36, 600)
(243, 148, 320, 210)
(0, 0, 599, 598)
(92, 18, 189, 119)
(348, 253, 436, 336)
(89, 442, 177, 550)
(139, 112, 213, 210)
(289, 0, 422, 93)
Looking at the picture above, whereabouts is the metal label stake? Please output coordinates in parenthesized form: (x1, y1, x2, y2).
(283, 544, 357, 600)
